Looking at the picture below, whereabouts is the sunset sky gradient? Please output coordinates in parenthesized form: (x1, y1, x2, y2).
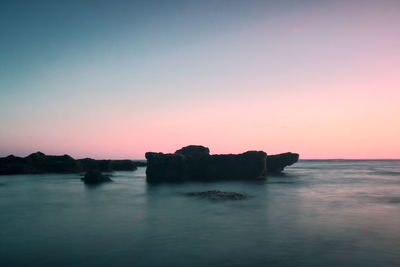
(0, 0, 399, 159)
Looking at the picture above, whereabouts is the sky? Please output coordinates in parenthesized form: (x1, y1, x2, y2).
(0, 0, 399, 159)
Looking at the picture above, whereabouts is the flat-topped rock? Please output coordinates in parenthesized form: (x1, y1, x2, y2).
(145, 145, 299, 182)
(175, 145, 210, 158)
(146, 147, 267, 182)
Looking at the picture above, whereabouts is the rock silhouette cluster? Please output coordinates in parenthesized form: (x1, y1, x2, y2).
(145, 145, 299, 182)
(0, 152, 145, 175)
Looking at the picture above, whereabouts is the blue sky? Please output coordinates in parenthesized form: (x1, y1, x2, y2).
(1, 0, 399, 159)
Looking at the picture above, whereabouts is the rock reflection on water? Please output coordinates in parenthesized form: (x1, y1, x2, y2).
(0, 160, 400, 266)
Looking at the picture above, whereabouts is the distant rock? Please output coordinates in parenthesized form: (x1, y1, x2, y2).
(81, 170, 112, 184)
(0, 152, 141, 175)
(112, 160, 139, 171)
(26, 151, 46, 160)
(267, 152, 299, 173)
(0, 152, 81, 174)
(78, 158, 142, 172)
(0, 155, 30, 174)
(132, 161, 147, 167)
(77, 158, 113, 172)
(186, 190, 249, 200)
(26, 152, 81, 173)
(175, 145, 210, 158)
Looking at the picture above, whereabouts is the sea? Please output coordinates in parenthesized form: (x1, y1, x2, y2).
(1, 160, 400, 266)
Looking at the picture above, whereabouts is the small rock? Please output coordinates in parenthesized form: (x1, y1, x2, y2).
(81, 170, 112, 184)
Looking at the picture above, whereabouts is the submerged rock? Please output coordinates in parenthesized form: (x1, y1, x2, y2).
(81, 170, 112, 184)
(186, 190, 249, 200)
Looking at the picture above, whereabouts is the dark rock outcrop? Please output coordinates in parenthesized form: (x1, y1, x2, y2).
(77, 158, 113, 172)
(266, 152, 299, 173)
(131, 160, 147, 167)
(112, 160, 138, 171)
(186, 190, 249, 200)
(175, 145, 210, 158)
(81, 170, 112, 184)
(145, 152, 186, 182)
(146, 145, 267, 182)
(207, 151, 267, 180)
(0, 155, 31, 174)
(26, 152, 81, 173)
(0, 152, 82, 174)
(0, 152, 142, 175)
(146, 145, 299, 182)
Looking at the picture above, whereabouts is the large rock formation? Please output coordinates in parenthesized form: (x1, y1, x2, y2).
(146, 149, 267, 182)
(0, 152, 144, 175)
(145, 145, 299, 182)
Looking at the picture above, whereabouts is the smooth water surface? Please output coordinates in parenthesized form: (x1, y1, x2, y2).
(1, 160, 400, 266)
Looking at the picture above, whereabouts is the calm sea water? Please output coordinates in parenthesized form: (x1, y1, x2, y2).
(1, 160, 400, 266)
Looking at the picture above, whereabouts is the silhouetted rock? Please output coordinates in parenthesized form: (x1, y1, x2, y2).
(112, 160, 138, 171)
(132, 160, 147, 167)
(0, 152, 140, 175)
(146, 146, 267, 182)
(186, 190, 249, 200)
(77, 158, 113, 172)
(0, 152, 81, 174)
(26, 152, 81, 173)
(26, 152, 46, 160)
(146, 145, 299, 182)
(175, 145, 210, 158)
(0, 155, 30, 174)
(81, 170, 112, 184)
(207, 151, 267, 180)
(145, 152, 185, 182)
(267, 152, 299, 173)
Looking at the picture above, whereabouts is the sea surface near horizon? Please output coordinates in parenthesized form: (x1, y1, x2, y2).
(1, 160, 400, 266)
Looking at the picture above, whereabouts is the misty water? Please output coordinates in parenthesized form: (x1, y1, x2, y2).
(1, 160, 400, 266)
